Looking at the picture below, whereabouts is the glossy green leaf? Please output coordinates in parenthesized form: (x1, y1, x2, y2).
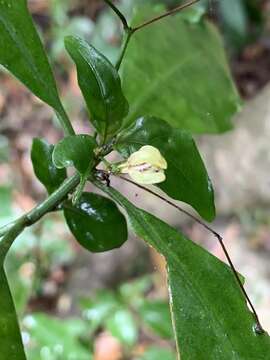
(31, 138, 67, 194)
(117, 117, 215, 221)
(0, 0, 72, 134)
(64, 192, 128, 253)
(0, 266, 26, 360)
(52, 134, 96, 174)
(23, 314, 90, 360)
(122, 5, 241, 133)
(98, 184, 270, 360)
(65, 35, 129, 137)
(138, 300, 173, 339)
(106, 309, 138, 347)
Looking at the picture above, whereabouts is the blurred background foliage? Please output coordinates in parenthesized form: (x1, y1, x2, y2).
(0, 0, 270, 359)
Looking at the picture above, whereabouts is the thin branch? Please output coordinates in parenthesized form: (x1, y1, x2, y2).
(117, 174, 265, 334)
(103, 0, 129, 30)
(106, 0, 200, 70)
(115, 29, 133, 70)
(132, 0, 200, 33)
(56, 109, 75, 136)
(0, 174, 80, 242)
(0, 218, 27, 261)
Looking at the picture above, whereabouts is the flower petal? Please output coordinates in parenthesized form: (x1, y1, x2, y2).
(129, 168, 166, 184)
(128, 145, 167, 169)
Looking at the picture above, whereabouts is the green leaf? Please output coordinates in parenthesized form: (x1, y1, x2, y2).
(137, 300, 173, 339)
(97, 184, 270, 360)
(121, 5, 241, 133)
(64, 35, 129, 138)
(52, 134, 96, 174)
(106, 309, 138, 347)
(23, 314, 91, 360)
(0, 0, 72, 134)
(31, 138, 67, 194)
(0, 266, 26, 360)
(116, 117, 215, 221)
(64, 192, 128, 253)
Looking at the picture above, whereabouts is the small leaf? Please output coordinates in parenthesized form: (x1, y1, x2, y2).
(0, 0, 70, 130)
(0, 266, 26, 360)
(117, 117, 215, 221)
(65, 35, 129, 138)
(31, 138, 67, 194)
(98, 184, 270, 359)
(64, 192, 128, 253)
(121, 4, 241, 133)
(52, 134, 96, 174)
(105, 309, 138, 347)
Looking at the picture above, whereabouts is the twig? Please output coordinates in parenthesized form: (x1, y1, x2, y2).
(56, 107, 75, 136)
(105, 0, 200, 70)
(0, 174, 80, 244)
(132, 0, 200, 33)
(0, 218, 27, 261)
(103, 0, 129, 30)
(115, 29, 133, 70)
(116, 174, 265, 334)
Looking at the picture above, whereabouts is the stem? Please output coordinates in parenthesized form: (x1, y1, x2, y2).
(56, 106, 75, 136)
(106, 0, 200, 70)
(0, 218, 27, 261)
(132, 0, 200, 33)
(26, 174, 80, 223)
(0, 174, 80, 246)
(115, 29, 133, 71)
(116, 174, 265, 334)
(103, 0, 129, 30)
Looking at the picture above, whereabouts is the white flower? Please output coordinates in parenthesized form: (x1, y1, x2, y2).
(118, 145, 167, 184)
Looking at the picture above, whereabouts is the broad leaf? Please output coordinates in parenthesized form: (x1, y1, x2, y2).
(52, 134, 96, 174)
(105, 309, 138, 347)
(0, 266, 26, 360)
(65, 36, 129, 138)
(64, 192, 128, 252)
(0, 0, 72, 134)
(116, 117, 215, 221)
(31, 138, 67, 194)
(121, 5, 241, 133)
(98, 184, 270, 359)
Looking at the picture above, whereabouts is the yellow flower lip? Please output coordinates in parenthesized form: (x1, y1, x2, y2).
(119, 145, 167, 185)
